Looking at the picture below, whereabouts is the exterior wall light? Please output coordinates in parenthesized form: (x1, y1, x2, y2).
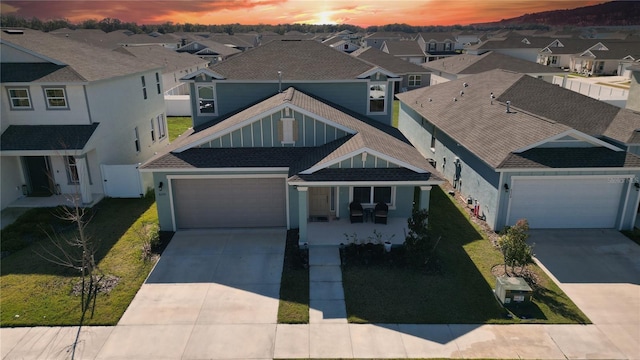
(503, 183, 510, 192)
(158, 181, 164, 191)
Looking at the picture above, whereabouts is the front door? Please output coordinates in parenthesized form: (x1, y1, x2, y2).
(309, 187, 330, 217)
(23, 156, 53, 196)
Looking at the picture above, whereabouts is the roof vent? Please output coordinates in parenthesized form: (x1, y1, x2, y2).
(506, 100, 511, 113)
(453, 97, 457, 102)
(3, 29, 24, 35)
(463, 82, 468, 87)
(490, 92, 495, 104)
(460, 91, 464, 96)
(428, 98, 432, 102)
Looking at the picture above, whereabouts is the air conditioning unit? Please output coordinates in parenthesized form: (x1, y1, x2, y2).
(495, 276, 532, 304)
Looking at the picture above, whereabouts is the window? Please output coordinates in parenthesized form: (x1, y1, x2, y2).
(7, 88, 32, 109)
(550, 56, 558, 65)
(155, 72, 161, 94)
(65, 156, 79, 184)
(134, 127, 140, 152)
(353, 186, 393, 205)
(44, 87, 68, 109)
(444, 42, 452, 51)
(368, 83, 386, 113)
(430, 129, 437, 150)
(428, 42, 436, 52)
(197, 85, 216, 115)
(141, 76, 147, 99)
(408, 75, 421, 87)
(157, 114, 166, 139)
(344, 44, 349, 50)
(150, 119, 156, 142)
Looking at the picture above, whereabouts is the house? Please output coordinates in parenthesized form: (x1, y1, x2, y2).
(322, 36, 361, 53)
(572, 41, 640, 76)
(361, 32, 413, 49)
(117, 33, 182, 49)
(397, 69, 640, 231)
(380, 40, 426, 64)
(175, 40, 242, 65)
(351, 46, 431, 92)
(467, 36, 555, 62)
(0, 29, 168, 210)
(140, 40, 443, 244)
(424, 51, 565, 85)
(415, 33, 458, 62)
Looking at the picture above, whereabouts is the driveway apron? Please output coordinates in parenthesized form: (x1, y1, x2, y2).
(98, 228, 286, 360)
(528, 229, 640, 359)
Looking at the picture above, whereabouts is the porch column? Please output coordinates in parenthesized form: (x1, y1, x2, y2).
(75, 155, 93, 205)
(297, 186, 309, 245)
(420, 186, 432, 223)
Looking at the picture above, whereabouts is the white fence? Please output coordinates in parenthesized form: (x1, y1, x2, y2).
(101, 164, 152, 198)
(553, 76, 628, 99)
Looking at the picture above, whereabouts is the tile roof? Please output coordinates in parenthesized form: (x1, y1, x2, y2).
(498, 147, 640, 169)
(1, 124, 99, 151)
(115, 46, 208, 74)
(1, 29, 160, 81)
(424, 51, 561, 75)
(0, 63, 84, 82)
(351, 46, 428, 75)
(142, 87, 438, 177)
(208, 40, 377, 80)
(397, 69, 640, 168)
(382, 40, 425, 56)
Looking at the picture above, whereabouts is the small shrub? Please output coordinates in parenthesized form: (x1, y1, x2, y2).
(137, 222, 160, 261)
(498, 219, 534, 276)
(404, 208, 441, 272)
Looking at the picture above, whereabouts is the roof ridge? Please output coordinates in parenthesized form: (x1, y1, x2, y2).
(283, 87, 295, 102)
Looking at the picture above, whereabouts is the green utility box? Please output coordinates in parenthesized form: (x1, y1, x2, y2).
(495, 276, 533, 304)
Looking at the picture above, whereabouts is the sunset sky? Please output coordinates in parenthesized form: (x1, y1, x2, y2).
(1, 0, 601, 26)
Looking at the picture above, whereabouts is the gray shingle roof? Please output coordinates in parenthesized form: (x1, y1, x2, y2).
(540, 39, 600, 54)
(351, 46, 428, 75)
(382, 40, 425, 56)
(115, 46, 208, 74)
(1, 124, 99, 151)
(0, 63, 84, 82)
(1, 29, 160, 81)
(141, 147, 309, 169)
(498, 147, 640, 169)
(208, 40, 376, 80)
(418, 33, 456, 42)
(424, 51, 562, 75)
(476, 36, 554, 50)
(584, 41, 640, 59)
(289, 168, 438, 182)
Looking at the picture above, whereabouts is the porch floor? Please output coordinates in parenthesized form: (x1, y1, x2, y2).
(6, 193, 105, 208)
(307, 216, 408, 246)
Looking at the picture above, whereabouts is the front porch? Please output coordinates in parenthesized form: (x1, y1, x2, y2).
(307, 216, 408, 246)
(5, 193, 105, 208)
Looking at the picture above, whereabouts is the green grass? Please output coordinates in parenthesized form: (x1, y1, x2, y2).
(1, 197, 159, 327)
(167, 116, 192, 142)
(342, 187, 590, 324)
(278, 230, 309, 323)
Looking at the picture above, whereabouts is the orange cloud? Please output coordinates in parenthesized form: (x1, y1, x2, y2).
(1, 0, 600, 26)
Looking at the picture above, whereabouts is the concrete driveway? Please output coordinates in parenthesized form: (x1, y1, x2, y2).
(529, 229, 640, 359)
(97, 228, 286, 359)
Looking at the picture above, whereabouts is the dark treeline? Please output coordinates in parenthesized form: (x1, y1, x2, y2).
(0, 14, 550, 35)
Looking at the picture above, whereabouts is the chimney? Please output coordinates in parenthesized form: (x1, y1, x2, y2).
(506, 100, 511, 113)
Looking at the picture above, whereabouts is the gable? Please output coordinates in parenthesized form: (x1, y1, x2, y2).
(197, 107, 352, 149)
(515, 130, 623, 153)
(328, 152, 402, 169)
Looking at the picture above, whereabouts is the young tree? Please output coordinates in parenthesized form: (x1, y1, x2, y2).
(498, 219, 534, 276)
(404, 208, 441, 270)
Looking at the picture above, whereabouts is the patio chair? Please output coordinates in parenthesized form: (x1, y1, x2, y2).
(349, 201, 364, 223)
(374, 202, 388, 224)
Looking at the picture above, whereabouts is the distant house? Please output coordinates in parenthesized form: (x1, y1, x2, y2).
(468, 36, 554, 62)
(361, 32, 413, 49)
(118, 33, 181, 49)
(380, 40, 425, 64)
(537, 38, 600, 69)
(415, 33, 458, 62)
(0, 29, 167, 210)
(322, 36, 360, 53)
(140, 39, 443, 244)
(424, 51, 564, 85)
(572, 41, 640, 76)
(175, 40, 242, 65)
(351, 46, 431, 92)
(397, 69, 640, 231)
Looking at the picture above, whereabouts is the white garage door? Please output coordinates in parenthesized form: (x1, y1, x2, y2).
(172, 178, 286, 229)
(507, 177, 625, 229)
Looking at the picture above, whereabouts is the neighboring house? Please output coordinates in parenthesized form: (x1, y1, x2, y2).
(351, 46, 431, 92)
(467, 36, 554, 62)
(572, 41, 640, 76)
(118, 33, 182, 49)
(397, 69, 640, 231)
(49, 28, 129, 49)
(455, 31, 484, 49)
(140, 40, 443, 244)
(322, 36, 360, 53)
(361, 32, 413, 49)
(415, 33, 458, 62)
(115, 45, 209, 94)
(380, 40, 426, 64)
(209, 34, 258, 51)
(0, 29, 168, 210)
(537, 38, 599, 69)
(424, 51, 565, 85)
(175, 40, 242, 65)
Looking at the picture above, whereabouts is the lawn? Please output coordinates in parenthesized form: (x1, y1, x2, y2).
(277, 230, 309, 323)
(392, 100, 399, 128)
(0, 197, 163, 327)
(167, 116, 192, 142)
(342, 187, 590, 324)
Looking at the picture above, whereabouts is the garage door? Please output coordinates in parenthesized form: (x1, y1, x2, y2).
(172, 178, 286, 229)
(507, 177, 625, 229)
